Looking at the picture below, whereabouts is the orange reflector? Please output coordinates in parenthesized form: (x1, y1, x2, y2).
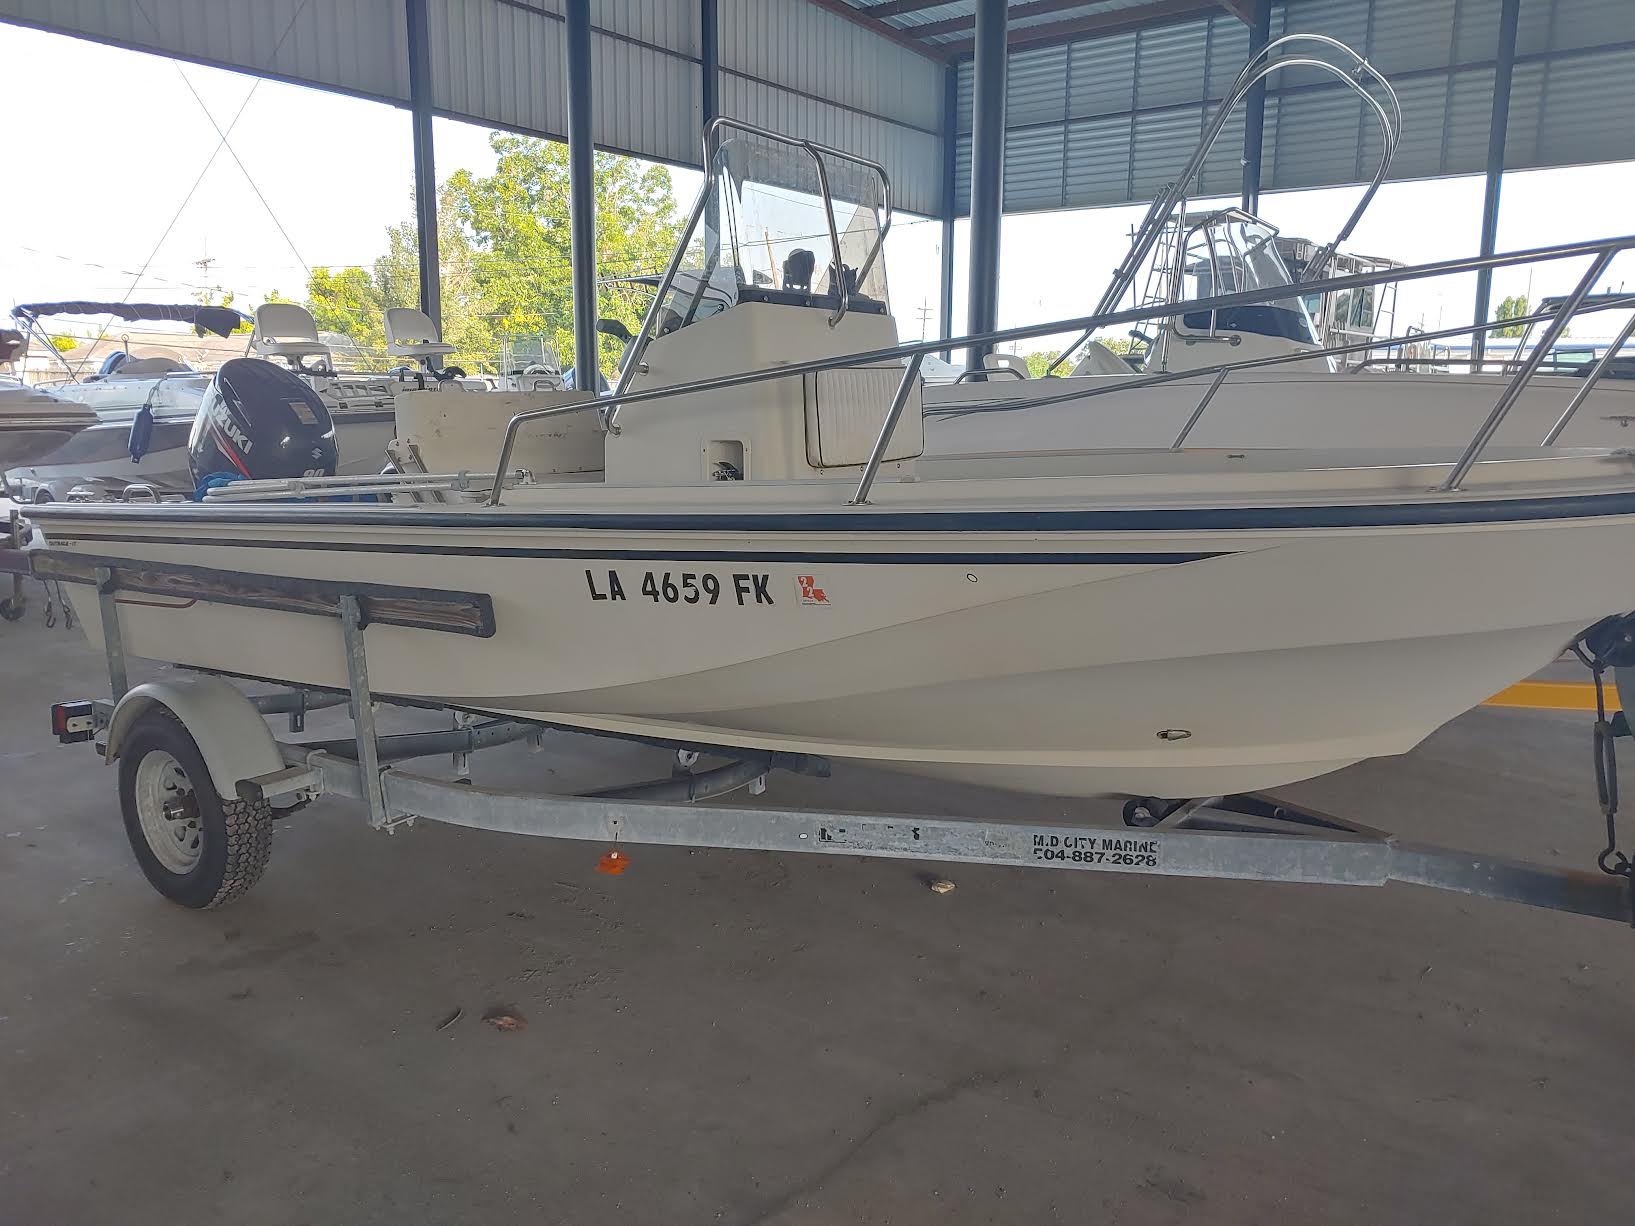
(596, 848, 630, 875)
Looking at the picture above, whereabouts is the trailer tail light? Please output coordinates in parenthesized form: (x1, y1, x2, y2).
(51, 701, 96, 744)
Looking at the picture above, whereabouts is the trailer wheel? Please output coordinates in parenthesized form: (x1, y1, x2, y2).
(0, 596, 23, 622)
(118, 708, 272, 908)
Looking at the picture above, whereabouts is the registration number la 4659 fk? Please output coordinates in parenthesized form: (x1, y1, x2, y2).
(584, 568, 775, 606)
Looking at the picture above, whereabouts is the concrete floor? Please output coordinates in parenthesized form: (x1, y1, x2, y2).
(2, 583, 1632, 1225)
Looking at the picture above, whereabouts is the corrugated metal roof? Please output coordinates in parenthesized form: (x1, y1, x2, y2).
(952, 0, 1635, 215)
(0, 0, 410, 102)
(827, 0, 1190, 52)
(428, 0, 560, 138)
(955, 9, 1252, 211)
(0, 0, 949, 213)
(718, 0, 945, 211)
(7, 0, 1632, 225)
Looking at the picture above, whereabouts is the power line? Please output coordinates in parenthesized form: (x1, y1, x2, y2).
(65, 0, 315, 374)
(165, 52, 313, 279)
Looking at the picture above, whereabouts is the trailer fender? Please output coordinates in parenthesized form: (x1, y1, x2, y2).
(104, 678, 284, 799)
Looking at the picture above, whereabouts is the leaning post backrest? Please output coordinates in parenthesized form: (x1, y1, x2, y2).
(254, 302, 321, 344)
(384, 307, 442, 348)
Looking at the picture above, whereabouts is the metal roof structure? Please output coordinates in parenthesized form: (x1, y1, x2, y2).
(5, 1, 1630, 219)
(2, 0, 1631, 360)
(0, 0, 947, 213)
(813, 0, 1253, 58)
(949, 0, 1635, 215)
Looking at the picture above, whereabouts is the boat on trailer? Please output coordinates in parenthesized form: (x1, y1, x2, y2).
(13, 118, 1635, 925)
(22, 118, 1635, 800)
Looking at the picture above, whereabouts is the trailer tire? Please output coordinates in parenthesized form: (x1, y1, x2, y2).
(119, 708, 272, 909)
(0, 597, 23, 622)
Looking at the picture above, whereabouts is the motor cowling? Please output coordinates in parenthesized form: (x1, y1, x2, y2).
(188, 358, 338, 485)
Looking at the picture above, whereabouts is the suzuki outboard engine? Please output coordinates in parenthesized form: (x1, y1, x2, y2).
(188, 358, 338, 486)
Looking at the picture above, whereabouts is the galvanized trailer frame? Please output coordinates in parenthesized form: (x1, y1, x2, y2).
(1, 510, 29, 622)
(19, 548, 1635, 927)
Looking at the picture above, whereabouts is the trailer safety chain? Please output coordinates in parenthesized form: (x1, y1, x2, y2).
(40, 579, 74, 631)
(1580, 651, 1633, 879)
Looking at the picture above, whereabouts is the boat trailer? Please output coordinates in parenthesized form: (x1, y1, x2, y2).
(13, 549, 1635, 925)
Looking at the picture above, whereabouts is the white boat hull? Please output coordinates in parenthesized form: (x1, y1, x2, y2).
(36, 461, 1635, 798)
(0, 380, 101, 468)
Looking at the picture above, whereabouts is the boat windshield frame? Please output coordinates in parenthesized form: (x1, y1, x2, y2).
(609, 118, 894, 407)
(1163, 208, 1321, 349)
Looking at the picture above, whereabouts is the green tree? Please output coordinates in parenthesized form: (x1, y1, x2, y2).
(305, 266, 386, 354)
(48, 334, 78, 353)
(1020, 336, 1137, 376)
(307, 133, 682, 378)
(1494, 294, 1529, 337)
(1022, 350, 1060, 378)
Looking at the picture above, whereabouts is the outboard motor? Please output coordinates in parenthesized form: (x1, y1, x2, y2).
(187, 357, 338, 486)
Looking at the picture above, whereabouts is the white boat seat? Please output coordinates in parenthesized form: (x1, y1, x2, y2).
(1069, 340, 1137, 377)
(983, 353, 1028, 375)
(384, 307, 457, 360)
(253, 302, 332, 360)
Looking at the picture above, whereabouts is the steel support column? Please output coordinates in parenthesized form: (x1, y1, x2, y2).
(1239, 0, 1271, 212)
(701, 0, 721, 269)
(700, 0, 719, 126)
(1470, 0, 1520, 367)
(565, 0, 600, 390)
(406, 0, 440, 326)
(965, 0, 1006, 373)
(939, 61, 959, 358)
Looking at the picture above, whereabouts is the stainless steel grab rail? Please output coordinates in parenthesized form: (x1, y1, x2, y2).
(1158, 295, 1635, 451)
(989, 296, 1635, 424)
(1438, 251, 1615, 490)
(489, 233, 1635, 505)
(1541, 312, 1635, 446)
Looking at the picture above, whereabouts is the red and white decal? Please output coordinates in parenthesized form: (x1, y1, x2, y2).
(796, 574, 830, 606)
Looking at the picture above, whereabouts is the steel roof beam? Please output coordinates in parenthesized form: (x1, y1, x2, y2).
(937, 0, 1227, 56)
(861, 0, 963, 17)
(800, 0, 947, 58)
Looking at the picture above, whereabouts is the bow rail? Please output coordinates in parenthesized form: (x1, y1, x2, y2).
(488, 233, 1635, 505)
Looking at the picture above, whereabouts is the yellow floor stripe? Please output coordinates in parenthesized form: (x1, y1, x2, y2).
(1483, 680, 1600, 712)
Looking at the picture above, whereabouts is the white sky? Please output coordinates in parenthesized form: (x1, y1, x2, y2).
(3, 22, 1632, 353)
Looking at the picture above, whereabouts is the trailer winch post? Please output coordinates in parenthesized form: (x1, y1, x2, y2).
(94, 566, 128, 701)
(339, 595, 391, 829)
